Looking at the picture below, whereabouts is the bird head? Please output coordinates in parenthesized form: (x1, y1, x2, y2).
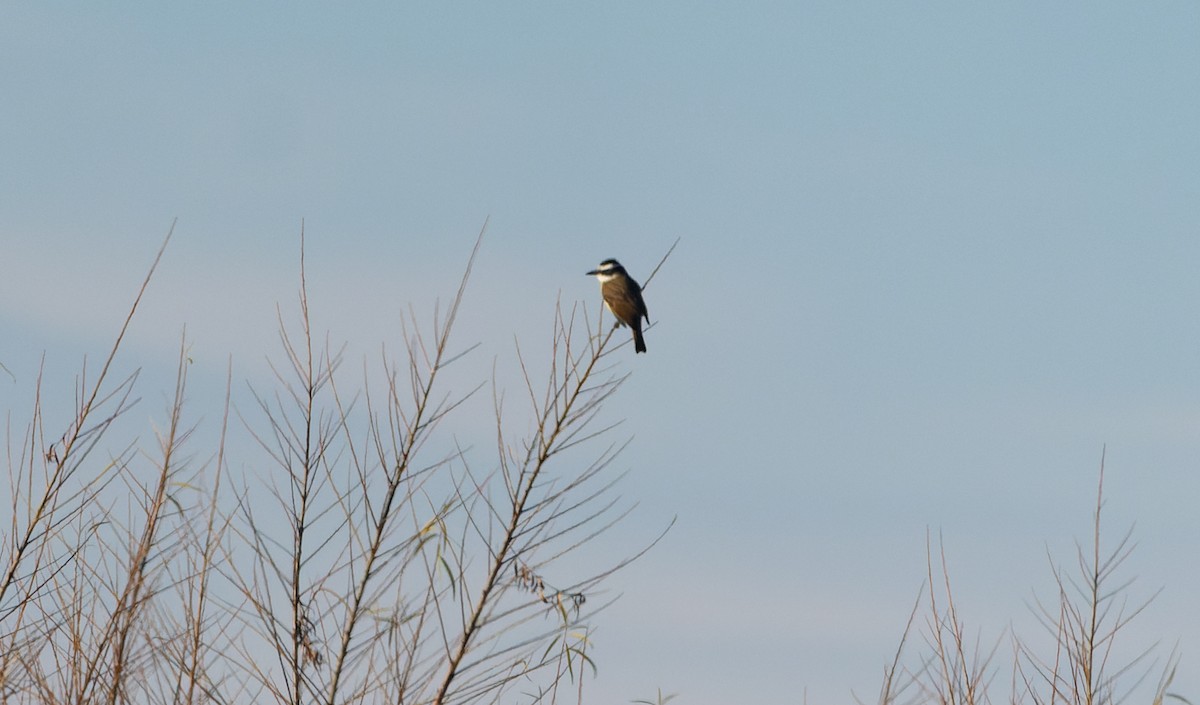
(586, 259, 624, 280)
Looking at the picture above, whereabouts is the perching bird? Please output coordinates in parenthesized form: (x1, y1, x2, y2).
(587, 258, 649, 353)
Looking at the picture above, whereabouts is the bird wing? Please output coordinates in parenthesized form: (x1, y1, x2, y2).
(634, 281, 648, 323)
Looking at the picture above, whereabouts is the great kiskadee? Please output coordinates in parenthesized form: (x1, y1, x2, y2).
(587, 258, 649, 353)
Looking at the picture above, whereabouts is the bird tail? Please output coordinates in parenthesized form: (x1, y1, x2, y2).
(632, 326, 647, 354)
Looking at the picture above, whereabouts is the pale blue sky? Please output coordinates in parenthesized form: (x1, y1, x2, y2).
(3, 2, 1199, 702)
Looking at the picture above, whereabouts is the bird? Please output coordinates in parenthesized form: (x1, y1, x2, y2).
(587, 258, 649, 353)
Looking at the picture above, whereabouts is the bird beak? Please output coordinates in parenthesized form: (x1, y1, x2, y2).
(586, 269, 599, 276)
